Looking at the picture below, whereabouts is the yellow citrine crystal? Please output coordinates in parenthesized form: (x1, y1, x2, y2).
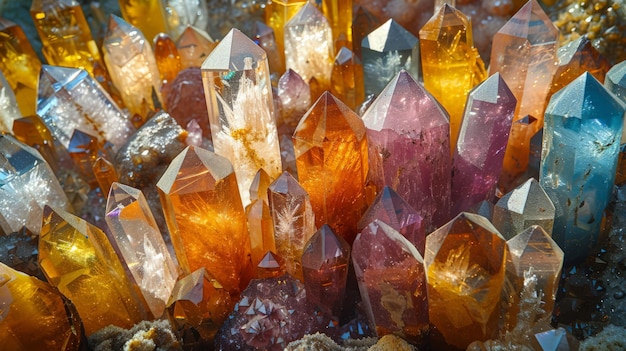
(322, 0, 353, 51)
(118, 0, 168, 44)
(331, 47, 365, 110)
(265, 0, 307, 72)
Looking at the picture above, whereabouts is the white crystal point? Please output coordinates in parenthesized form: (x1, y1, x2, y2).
(202, 28, 267, 71)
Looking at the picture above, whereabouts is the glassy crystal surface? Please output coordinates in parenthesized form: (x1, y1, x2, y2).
(361, 19, 420, 96)
(362, 70, 451, 231)
(284, 3, 334, 99)
(154, 33, 182, 84)
(249, 168, 272, 204)
(246, 199, 276, 267)
(267, 171, 316, 280)
(36, 65, 135, 152)
(256, 250, 286, 279)
(294, 92, 368, 244)
(67, 129, 110, 187)
(301, 224, 350, 317)
(0, 135, 69, 234)
(500, 114, 541, 192)
(39, 206, 148, 335)
(322, 0, 353, 51)
(351, 5, 381, 60)
(352, 220, 428, 342)
(105, 183, 179, 319)
(163, 0, 209, 40)
(605, 60, 626, 143)
(493, 178, 555, 239)
(0, 262, 83, 351)
(277, 69, 311, 136)
(253, 21, 285, 78)
(11, 115, 60, 176)
(176, 25, 216, 69)
(202, 28, 282, 207)
(540, 73, 625, 263)
(264, 0, 307, 67)
(0, 18, 41, 116)
(118, 0, 168, 45)
(92, 157, 118, 195)
(157, 146, 253, 294)
(420, 4, 486, 154)
(467, 200, 494, 221)
(163, 67, 211, 140)
(425, 212, 507, 349)
(331, 47, 365, 110)
(103, 15, 163, 122)
(451, 73, 516, 215)
(0, 70, 21, 133)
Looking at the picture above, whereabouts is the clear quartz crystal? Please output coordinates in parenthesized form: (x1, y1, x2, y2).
(0, 70, 21, 133)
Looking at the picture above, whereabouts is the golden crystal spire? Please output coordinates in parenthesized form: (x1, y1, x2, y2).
(154, 33, 182, 84)
(118, 0, 168, 44)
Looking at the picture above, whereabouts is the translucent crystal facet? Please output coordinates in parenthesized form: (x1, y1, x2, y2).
(493, 178, 555, 239)
(322, 0, 353, 51)
(256, 250, 286, 279)
(605, 60, 626, 143)
(176, 26, 216, 69)
(154, 33, 182, 84)
(92, 157, 118, 194)
(36, 65, 135, 152)
(425, 212, 507, 349)
(157, 146, 252, 294)
(117, 0, 168, 46)
(331, 47, 365, 110)
(201, 29, 282, 207)
(301, 224, 350, 317)
(451, 73, 516, 215)
(362, 70, 451, 231)
(277, 68, 311, 136)
(105, 183, 179, 319)
(253, 21, 285, 79)
(0, 135, 69, 234)
(162, 0, 209, 40)
(352, 220, 428, 342)
(103, 15, 163, 121)
(264, 0, 307, 68)
(0, 70, 21, 133)
(420, 4, 486, 154)
(540, 73, 625, 262)
(246, 199, 276, 268)
(361, 20, 420, 96)
(294, 92, 369, 244)
(39, 206, 148, 335)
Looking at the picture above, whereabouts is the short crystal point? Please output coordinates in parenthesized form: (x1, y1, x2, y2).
(246, 198, 276, 267)
(357, 186, 425, 255)
(493, 178, 555, 239)
(301, 224, 350, 317)
(176, 26, 216, 69)
(105, 182, 179, 319)
(361, 19, 420, 96)
(277, 68, 311, 135)
(256, 250, 286, 279)
(249, 168, 272, 204)
(331, 46, 365, 110)
(451, 72, 516, 215)
(362, 70, 451, 230)
(425, 212, 507, 349)
(352, 220, 428, 342)
(541, 72, 625, 263)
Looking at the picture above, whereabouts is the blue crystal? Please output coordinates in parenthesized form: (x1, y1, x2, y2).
(540, 72, 626, 263)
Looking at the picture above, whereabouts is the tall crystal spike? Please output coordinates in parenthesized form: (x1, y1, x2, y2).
(154, 33, 182, 85)
(357, 186, 425, 255)
(105, 183, 179, 319)
(0, 18, 41, 116)
(30, 0, 103, 78)
(540, 73, 625, 263)
(451, 73, 516, 215)
(103, 15, 163, 122)
(157, 146, 253, 294)
(489, 0, 559, 186)
(362, 70, 451, 230)
(301, 224, 350, 317)
(361, 19, 420, 96)
(39, 206, 148, 335)
(0, 262, 83, 351)
(264, 0, 307, 69)
(284, 3, 334, 100)
(267, 171, 316, 280)
(36, 65, 134, 152)
(322, 0, 353, 51)
(352, 220, 428, 342)
(201, 29, 282, 207)
(425, 212, 507, 349)
(162, 0, 209, 40)
(420, 4, 486, 154)
(0, 135, 70, 235)
(117, 0, 168, 46)
(294, 92, 369, 244)
(492, 178, 555, 239)
(176, 26, 216, 69)
(0, 70, 21, 132)
(331, 47, 365, 110)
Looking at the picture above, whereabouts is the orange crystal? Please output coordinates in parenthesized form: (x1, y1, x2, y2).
(331, 47, 365, 110)
(118, 0, 168, 45)
(176, 26, 216, 69)
(154, 33, 182, 84)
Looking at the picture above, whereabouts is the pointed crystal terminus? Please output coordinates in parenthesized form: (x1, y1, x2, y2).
(331, 47, 365, 111)
(294, 92, 369, 244)
(157, 146, 253, 294)
(492, 178, 555, 240)
(361, 19, 420, 96)
(0, 135, 70, 235)
(154, 33, 182, 84)
(267, 171, 316, 280)
(264, 0, 308, 64)
(103, 15, 163, 121)
(425, 212, 507, 349)
(93, 157, 118, 194)
(362, 70, 451, 231)
(36, 65, 135, 152)
(540, 73, 625, 263)
(301, 224, 350, 317)
(0, 262, 83, 351)
(201, 28, 282, 207)
(39, 206, 149, 335)
(117, 0, 168, 49)
(419, 4, 486, 155)
(176, 26, 216, 69)
(451, 73, 516, 216)
(352, 220, 428, 342)
(105, 182, 180, 319)
(256, 250, 286, 279)
(277, 69, 311, 136)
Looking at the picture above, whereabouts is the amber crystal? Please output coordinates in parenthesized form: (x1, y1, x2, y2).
(0, 18, 41, 116)
(0, 262, 83, 351)
(92, 157, 118, 194)
(331, 47, 365, 110)
(256, 251, 286, 279)
(425, 212, 507, 349)
(67, 129, 110, 187)
(322, 0, 353, 51)
(176, 25, 216, 69)
(154, 33, 182, 84)
(352, 220, 428, 342)
(162, 0, 209, 40)
(499, 115, 540, 192)
(247, 199, 276, 268)
(249, 168, 272, 204)
(118, 0, 168, 46)
(11, 114, 59, 174)
(157, 146, 253, 294)
(39, 206, 148, 335)
(264, 0, 307, 68)
(294, 92, 369, 244)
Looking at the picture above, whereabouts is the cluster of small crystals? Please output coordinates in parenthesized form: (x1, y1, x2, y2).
(0, 0, 625, 350)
